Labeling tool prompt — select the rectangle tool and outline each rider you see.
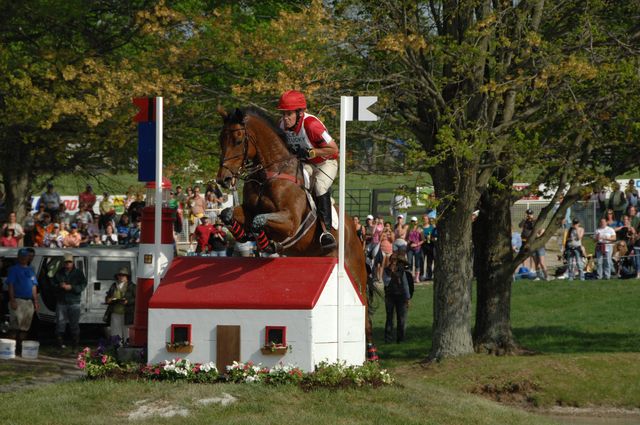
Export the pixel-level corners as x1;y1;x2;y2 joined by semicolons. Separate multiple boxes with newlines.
277;90;339;249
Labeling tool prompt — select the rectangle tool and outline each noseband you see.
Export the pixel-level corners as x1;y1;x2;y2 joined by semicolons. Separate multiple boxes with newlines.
220;122;263;179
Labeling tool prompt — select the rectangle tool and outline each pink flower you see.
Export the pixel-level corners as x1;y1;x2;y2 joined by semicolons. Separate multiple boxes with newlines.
78;360;86;369
101;355;108;365
154;368;161;375
82;347;90;354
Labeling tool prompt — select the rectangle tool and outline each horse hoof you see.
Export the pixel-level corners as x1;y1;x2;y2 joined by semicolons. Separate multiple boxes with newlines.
220;208;234;225
319;232;337;250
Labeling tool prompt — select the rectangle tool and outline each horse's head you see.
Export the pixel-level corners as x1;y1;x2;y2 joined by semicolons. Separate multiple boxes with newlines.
216;107;256;189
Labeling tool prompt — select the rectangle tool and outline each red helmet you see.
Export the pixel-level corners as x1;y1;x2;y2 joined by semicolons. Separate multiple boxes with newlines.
277;90;307;111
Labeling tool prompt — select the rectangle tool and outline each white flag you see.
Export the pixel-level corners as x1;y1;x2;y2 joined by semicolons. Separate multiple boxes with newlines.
343;96;378;121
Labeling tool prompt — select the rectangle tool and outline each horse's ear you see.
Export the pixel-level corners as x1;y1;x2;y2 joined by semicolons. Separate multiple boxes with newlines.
233;108;245;123
217;105;228;120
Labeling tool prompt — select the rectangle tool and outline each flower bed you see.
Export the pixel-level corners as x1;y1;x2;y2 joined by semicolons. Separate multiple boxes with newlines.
76;343;393;389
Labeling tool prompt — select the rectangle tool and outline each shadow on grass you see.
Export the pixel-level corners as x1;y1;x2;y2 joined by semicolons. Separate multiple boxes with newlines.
513;326;640;353
372;324;433;362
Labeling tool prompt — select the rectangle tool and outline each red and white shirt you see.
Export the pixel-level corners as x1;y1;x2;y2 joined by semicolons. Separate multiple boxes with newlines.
280;113;338;164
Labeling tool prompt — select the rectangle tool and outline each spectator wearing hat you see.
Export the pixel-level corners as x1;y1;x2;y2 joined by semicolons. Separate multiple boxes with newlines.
208;222;228;257
191;216;214;254
52;253;87;348
63;223;82;248
41;182;62;221
79;184;97;211
44;222;64;248
99;192;116;232
104;267;136;342
6;248;39;354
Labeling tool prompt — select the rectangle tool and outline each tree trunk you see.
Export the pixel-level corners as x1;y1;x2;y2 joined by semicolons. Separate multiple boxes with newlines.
1;142;34;223
428;170;478;360
472;176;518;354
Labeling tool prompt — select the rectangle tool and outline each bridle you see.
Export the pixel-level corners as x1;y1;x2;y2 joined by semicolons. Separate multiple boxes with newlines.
219;117;300;184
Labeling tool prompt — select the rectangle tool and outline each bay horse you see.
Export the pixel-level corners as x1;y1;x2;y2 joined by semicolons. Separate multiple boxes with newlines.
215;107;377;360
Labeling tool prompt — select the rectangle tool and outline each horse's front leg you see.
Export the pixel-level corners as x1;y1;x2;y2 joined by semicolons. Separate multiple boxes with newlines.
250;211;297;254
220;205;249;242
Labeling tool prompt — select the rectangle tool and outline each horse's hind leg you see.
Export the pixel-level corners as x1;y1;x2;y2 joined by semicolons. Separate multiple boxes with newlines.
220;206;248;242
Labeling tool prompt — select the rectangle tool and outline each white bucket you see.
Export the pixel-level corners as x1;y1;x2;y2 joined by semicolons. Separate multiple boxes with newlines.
21;340;39;359
0;338;16;359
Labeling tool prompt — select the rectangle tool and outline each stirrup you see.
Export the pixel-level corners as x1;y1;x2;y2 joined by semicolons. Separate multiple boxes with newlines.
319;231;337;249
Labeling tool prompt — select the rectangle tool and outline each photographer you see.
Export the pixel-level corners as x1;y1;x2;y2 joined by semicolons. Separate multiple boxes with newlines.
382;253;411;344
208;221;228;257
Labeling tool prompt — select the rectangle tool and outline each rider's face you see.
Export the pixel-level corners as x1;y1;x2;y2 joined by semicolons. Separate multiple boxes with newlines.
281;110;298;129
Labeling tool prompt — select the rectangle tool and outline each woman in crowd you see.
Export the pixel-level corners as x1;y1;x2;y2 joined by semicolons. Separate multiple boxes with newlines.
377;223;394;282
116;214;130;245
406;217;424;283
101;224;118;246
2;212;24;246
0;227;18;247
353;216;365;250
604;209;621;228
421;215;437;281
104;267;136;343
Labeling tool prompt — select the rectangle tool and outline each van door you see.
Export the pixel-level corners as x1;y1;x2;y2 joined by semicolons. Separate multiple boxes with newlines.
35;255;64;323
86;257;135;324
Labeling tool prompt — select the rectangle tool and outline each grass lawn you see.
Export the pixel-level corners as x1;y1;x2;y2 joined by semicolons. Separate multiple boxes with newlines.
1;280;639;424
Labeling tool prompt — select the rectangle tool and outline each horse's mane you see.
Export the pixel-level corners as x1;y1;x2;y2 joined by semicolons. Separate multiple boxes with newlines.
225;106;288;145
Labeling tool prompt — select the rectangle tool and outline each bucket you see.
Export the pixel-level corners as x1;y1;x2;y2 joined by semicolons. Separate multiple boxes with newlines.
0;338;16;359
21;340;39;359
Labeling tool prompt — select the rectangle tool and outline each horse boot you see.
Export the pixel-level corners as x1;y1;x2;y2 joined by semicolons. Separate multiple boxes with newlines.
221;208;248;242
316;192;337;250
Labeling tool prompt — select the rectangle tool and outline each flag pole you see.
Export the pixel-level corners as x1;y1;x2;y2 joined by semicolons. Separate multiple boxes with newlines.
153;96;163;291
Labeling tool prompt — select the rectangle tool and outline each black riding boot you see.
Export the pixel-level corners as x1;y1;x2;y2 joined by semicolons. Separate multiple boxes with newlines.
316;192;337;249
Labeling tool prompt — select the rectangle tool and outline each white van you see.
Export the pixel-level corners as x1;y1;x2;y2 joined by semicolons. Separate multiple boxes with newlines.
0;246;138;325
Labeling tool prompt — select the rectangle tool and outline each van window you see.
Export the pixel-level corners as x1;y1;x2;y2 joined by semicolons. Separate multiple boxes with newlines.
97;261;131;281
38;256;65;312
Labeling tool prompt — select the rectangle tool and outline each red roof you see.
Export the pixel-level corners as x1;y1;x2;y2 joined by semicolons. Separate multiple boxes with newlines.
149;256;356;310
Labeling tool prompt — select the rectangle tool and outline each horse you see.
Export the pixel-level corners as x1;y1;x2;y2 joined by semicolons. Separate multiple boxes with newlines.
215;107;377;360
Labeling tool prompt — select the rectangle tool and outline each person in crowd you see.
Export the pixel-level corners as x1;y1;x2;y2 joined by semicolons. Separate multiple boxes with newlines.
595;188;608;218
44;222;64;248
87;213;101;239
74;204;93;226
393;214;409;253
126;220;141;246
52;253;87;349
353;216;365;250
390;184;412;219
104;267;136;343
0;227;18;247
604;208;621;228
608;182;627;222
363;215;374;252
116;214;130;245
89;234;102;245
519;208;536;269
612;241;629;278
6;248;39;355
22;217;35;247
627;205;640;230
127;191;146;224
191;216;214;254
63;223;82;248
101;224;118;246
33;213;54;247
421;214;437;281
57;201;72;225
174;186;186;234
78;184;97;211
124;186;136;211
77;222;90;247
40;182;62;221
34;204;47;222
208;221;228;257
625;179;638;209
3;212;24;246
564;218;585;281
532;228;548;280
189;185;206;225
99;192;116;231
368;216;384;260
377;223;394;282
383;253;411;344
277;89;339;249
59;221;70;239
406;217;424;283
594;217;616;280
614;214;635;242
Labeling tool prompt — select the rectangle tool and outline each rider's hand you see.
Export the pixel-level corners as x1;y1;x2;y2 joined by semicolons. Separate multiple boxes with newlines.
296;148;310;159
